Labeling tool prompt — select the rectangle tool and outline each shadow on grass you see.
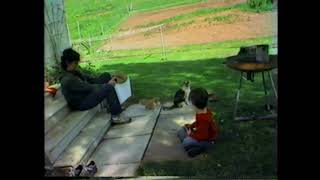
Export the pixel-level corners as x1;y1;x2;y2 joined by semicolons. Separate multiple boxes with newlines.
96;57;277;119
96;57;275;101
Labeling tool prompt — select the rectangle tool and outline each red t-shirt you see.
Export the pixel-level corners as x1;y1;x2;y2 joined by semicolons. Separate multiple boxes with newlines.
188;109;219;141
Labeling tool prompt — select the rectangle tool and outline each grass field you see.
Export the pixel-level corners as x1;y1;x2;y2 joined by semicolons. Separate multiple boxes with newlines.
80;36;276;104
80;36;276;103
81;36;274;66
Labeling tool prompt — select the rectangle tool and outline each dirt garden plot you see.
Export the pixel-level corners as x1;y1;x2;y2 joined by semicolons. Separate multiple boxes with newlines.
100;9;277;51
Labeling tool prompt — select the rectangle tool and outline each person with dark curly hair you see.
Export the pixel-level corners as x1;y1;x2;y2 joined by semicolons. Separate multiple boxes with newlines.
60;48;131;124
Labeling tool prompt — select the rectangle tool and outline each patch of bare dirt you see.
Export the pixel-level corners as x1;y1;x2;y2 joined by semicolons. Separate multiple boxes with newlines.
120;0;247;31
100;10;277;51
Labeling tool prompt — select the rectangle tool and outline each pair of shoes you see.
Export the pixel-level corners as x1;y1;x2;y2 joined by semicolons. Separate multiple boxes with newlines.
85;161;98;175
72;161;98;177
73;165;83;177
187;146;204;158
111;113;132;124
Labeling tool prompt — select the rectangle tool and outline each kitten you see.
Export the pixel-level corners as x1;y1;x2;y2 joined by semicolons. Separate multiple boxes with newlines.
163;81;191;110
140;97;161;110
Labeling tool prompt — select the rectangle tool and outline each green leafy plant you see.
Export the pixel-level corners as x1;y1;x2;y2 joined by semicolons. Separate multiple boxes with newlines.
45;64;63;85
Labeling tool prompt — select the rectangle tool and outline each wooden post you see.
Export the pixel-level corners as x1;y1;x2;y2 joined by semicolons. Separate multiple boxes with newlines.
66;22;72;46
89;34;92;54
77;21;81;40
109;35;113;51
127;0;130;13
160;25;166;60
100;24;104;36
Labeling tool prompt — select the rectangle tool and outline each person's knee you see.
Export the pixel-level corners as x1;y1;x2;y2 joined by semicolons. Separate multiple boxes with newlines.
182;138;188;146
182;137;196;147
101;84;118;99
102;84;115;92
177;127;186;141
91;84;115;98
183;137;201;152
101;72;112;79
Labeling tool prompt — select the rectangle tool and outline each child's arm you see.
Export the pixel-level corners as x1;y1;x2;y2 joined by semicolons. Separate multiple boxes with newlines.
208;120;219;141
186;128;192;135
184;121;196;129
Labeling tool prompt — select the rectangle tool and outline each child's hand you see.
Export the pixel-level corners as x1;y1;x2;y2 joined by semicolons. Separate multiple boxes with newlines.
186;128;192;135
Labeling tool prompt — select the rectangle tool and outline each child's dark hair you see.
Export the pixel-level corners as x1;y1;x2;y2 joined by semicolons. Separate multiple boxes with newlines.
61;48;80;70
189;87;209;109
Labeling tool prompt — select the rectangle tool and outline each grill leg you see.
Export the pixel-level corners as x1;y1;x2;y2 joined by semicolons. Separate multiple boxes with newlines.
233;72;243;120
268;70;278;99
262;71;272;111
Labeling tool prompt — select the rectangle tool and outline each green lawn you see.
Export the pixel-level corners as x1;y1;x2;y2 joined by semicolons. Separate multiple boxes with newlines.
80;36;277;177
80;36;275;67
80;37;276;104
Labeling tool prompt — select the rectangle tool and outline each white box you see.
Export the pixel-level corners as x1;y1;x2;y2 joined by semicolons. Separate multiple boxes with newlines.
114;76;132;104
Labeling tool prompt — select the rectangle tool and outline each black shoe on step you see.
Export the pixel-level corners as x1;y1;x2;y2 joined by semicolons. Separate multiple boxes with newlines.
85;161;98;175
73;165;83;176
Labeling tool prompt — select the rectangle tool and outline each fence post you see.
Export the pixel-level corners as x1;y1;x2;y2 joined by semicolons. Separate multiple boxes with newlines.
100;24;104;36
160;25;167;60
89;34;92;54
77;21;81;40
66;22;72;46
109;35;113;51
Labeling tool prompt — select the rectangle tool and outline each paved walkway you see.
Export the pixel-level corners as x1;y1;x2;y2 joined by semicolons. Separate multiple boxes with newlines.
89;104;161;177
143;102;203;163
90;102;199;176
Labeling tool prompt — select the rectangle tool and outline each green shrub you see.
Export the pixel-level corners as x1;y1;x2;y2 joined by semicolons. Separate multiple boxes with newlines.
45;64;62;85
247;0;272;11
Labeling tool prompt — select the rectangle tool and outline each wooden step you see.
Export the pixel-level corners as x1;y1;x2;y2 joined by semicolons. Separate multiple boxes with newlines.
45;93;70;134
45;106;99;163
54;111;112;167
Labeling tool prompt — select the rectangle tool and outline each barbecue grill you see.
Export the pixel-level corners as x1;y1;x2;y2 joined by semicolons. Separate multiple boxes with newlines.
224;44;277;121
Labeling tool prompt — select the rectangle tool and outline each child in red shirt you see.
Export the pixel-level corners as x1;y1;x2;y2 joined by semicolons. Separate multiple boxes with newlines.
177;88;219;157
